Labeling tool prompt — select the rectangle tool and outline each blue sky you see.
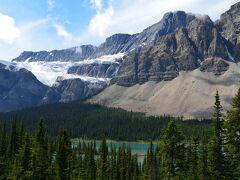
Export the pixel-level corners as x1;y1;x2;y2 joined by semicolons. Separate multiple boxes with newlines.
0;0;239;60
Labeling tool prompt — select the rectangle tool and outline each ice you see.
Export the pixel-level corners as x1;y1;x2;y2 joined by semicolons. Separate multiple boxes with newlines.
14;53;123;86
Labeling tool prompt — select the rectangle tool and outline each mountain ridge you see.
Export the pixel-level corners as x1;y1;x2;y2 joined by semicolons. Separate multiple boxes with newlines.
1;2;240;116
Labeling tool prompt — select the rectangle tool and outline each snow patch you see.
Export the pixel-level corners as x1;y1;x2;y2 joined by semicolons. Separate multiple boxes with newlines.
25;57;31;62
75;47;82;54
225;45;235;62
14;53;123;86
0;60;12;66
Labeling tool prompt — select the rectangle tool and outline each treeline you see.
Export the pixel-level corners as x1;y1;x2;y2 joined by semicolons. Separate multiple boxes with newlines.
0;101;212;141
0;90;240;179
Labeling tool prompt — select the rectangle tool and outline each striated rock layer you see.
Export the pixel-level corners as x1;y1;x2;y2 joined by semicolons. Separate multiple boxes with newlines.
90;62;240;118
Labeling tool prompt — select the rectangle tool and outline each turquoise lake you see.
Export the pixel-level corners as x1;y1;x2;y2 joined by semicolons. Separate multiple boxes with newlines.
72;140;157;163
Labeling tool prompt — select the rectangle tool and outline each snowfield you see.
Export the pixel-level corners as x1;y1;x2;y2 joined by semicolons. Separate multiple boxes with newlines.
7;53;124;86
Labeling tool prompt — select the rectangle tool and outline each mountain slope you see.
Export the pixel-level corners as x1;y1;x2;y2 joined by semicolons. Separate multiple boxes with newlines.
90;62;240;118
0;64;49;111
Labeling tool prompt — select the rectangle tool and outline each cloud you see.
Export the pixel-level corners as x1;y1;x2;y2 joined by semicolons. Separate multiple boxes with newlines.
47;0;55;11
0;15;53;60
91;0;102;10
0;13;20;44
53;23;73;42
53;23;84;46
88;1;114;37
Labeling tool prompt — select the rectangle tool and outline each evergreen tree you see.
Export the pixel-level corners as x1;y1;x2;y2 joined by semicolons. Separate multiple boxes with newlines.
209;91;227;179
8;119;20;157
185;136;199;180
0;122;7;158
225;88;240;179
33;119;49;180
97;137;108;180
199;133;209;180
159;120;185;179
56;129;71;180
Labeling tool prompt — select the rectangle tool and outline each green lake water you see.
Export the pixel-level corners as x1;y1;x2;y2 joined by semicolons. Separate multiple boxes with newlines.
72;140;157;163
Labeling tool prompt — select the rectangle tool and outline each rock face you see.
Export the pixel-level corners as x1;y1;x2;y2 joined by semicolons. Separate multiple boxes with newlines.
112;15;231;86
12;45;96;62
93;34;132;57
67;62;119;78
200;58;229;75
121;11;196;51
0;65;49;112
43;78;108;103
218;2;240;61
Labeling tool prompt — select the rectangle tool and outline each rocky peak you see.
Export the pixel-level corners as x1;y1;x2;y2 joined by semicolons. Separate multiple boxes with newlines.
122;11;196;52
13;45;96;62
93;34;132;57
157;11;196;36
218;2;240;61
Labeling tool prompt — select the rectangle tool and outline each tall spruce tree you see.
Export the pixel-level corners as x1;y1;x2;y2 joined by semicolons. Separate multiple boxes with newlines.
225;88;240;179
209;91;227;179
33;119;49;180
97;137;108;180
199;133;209;180
56;129;71;180
159;120;185;179
8;119;20;158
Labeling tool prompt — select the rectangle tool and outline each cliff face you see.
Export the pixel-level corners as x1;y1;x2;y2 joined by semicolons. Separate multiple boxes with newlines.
0;64;49;111
112;15;231;86
218;2;240;61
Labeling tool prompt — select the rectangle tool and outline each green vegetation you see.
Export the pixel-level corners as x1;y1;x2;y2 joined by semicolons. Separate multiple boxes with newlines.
0;101;212;141
0;90;239;179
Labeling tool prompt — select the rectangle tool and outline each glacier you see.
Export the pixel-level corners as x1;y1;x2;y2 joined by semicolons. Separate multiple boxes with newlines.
8;53;124;86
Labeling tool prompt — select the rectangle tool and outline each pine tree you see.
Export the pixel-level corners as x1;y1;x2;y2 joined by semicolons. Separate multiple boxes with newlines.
0;122;7;158
209;91;227;179
0;123;7;180
33;119;49;180
97;137;108;180
186;136;199;180
8;119;20;158
56;129;71;180
199;133;209;180
225;88;240;179
159;120;185;179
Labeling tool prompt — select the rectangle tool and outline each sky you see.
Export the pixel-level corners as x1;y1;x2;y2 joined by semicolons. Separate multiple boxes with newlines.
0;0;239;60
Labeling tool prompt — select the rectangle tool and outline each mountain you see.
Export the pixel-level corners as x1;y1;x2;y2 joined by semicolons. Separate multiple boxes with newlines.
1;2;240;116
111;14;231;86
13;11;195;63
0;62;108;112
12;45;96;62
89;2;240;118
0;63;49;111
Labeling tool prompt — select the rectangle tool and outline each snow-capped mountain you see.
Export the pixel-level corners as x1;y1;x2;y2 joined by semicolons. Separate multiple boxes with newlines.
1;2;240;117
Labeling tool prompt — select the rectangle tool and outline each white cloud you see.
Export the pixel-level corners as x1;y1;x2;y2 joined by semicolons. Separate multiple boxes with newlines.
54;24;73;41
91;0;102;10
53;23;84;46
48;0;55;11
0;13;20;44
88;1;114;37
0;16;54;60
